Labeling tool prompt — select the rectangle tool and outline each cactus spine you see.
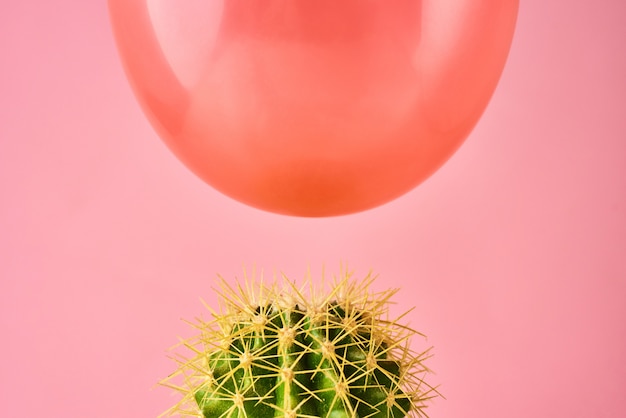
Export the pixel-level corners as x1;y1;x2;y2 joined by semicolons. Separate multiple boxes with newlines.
161;271;436;417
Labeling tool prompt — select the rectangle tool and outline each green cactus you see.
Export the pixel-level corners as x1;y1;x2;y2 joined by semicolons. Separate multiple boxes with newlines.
161;271;437;417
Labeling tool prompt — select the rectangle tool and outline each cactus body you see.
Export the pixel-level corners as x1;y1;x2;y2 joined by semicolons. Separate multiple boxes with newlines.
162;272;436;417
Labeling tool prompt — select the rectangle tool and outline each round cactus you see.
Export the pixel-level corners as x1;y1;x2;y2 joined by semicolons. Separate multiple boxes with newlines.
161;271;437;417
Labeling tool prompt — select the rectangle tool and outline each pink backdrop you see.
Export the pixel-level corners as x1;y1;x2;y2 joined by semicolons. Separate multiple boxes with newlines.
1;1;625;417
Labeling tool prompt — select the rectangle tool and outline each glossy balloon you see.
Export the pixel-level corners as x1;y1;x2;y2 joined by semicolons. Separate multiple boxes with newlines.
108;0;518;216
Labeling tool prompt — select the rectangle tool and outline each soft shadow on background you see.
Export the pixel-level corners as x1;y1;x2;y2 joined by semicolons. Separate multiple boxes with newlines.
1;1;625;417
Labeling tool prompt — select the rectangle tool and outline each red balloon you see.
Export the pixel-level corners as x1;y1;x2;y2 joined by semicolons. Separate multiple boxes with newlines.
108;0;518;216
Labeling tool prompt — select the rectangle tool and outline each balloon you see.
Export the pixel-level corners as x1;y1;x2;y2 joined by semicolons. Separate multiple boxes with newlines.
108;0;518;216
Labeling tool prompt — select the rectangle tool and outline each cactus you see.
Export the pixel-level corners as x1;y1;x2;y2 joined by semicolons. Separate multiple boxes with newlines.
161;271;437;417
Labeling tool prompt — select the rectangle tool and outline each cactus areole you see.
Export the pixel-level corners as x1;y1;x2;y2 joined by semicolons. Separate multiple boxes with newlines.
162;272;436;417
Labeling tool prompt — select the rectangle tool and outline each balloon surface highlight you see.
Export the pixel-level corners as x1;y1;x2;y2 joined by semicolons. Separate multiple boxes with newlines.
108;0;518;216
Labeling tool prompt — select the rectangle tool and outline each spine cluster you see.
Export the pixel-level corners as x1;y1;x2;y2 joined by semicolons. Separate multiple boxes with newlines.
161;271;436;417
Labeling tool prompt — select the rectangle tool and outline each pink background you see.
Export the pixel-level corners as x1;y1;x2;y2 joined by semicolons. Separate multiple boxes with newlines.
1;1;625;417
